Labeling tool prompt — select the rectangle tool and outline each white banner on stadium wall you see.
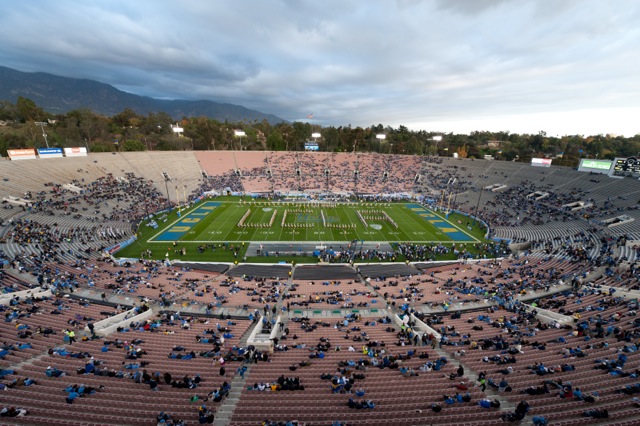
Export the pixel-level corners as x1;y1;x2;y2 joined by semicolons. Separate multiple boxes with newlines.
37;147;64;158
64;147;88;157
531;158;552;167
7;148;37;160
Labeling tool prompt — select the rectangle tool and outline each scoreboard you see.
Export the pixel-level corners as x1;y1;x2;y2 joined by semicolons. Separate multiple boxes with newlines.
613;157;640;175
304;142;319;151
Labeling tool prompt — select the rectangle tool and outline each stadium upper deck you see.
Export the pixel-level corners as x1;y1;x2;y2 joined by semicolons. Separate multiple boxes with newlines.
1;150;638;242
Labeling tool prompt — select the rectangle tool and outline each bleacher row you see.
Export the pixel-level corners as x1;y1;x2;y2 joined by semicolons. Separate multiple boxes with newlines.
0;249;638;425
0;294;252;425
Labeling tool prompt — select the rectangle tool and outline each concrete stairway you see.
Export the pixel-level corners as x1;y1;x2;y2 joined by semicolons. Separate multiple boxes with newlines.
212;320;259;426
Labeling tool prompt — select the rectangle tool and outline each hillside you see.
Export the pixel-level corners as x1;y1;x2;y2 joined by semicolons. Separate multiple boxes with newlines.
0;66;285;124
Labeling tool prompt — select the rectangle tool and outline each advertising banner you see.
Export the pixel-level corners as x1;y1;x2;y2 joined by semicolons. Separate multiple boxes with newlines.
63;147;88;157
578;159;612;174
304;142;319;151
531;158;552;167
581;159;612;170
104;236;137;255
7;148;37;160
37;147;64;158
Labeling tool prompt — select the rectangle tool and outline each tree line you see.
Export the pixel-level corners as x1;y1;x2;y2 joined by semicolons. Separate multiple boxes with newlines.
1;96;639;167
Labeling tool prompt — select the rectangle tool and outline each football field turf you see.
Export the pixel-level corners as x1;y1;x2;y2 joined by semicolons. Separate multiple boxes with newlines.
147;199;478;244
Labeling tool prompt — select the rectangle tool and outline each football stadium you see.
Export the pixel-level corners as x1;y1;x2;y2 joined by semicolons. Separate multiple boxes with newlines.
1;149;640;426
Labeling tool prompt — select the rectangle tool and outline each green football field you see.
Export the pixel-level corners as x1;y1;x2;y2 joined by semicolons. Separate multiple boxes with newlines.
146;199;478;244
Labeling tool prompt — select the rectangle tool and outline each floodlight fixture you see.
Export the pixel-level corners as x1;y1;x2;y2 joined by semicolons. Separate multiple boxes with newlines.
311;132;321;139
234;130;246;150
430;135;443;156
171;123;184;138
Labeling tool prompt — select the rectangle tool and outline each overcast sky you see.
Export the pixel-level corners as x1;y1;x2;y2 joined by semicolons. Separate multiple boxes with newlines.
1;0;638;136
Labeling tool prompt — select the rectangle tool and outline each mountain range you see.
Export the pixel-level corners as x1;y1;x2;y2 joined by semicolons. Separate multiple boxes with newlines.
0;66;285;124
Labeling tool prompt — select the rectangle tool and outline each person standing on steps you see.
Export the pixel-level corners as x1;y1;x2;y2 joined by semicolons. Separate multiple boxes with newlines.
65;330;76;345
237;365;247;379
478;371;486;392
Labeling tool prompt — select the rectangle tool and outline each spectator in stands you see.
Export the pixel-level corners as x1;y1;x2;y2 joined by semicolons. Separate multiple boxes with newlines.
583;408;608;419
198;405;214;424
65;388;80;404
502;400;529;422
0;407;28;417
532;416;548;425
522;384;549;395
478;398;500;409
45;366;65;377
559;383;573;398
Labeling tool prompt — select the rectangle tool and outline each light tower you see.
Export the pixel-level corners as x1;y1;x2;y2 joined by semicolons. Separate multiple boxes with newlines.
234;130;246;151
376;134;386;153
431;135;443;155
34;122;50;148
162;172;172;209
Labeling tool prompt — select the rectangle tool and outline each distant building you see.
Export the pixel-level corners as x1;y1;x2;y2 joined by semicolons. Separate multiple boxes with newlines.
483;140;502;148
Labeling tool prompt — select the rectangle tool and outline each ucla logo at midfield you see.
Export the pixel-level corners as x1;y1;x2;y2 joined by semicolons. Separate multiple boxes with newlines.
296;213;338;223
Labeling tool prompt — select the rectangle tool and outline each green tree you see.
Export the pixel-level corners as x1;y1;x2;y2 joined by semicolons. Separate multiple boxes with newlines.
0;101;18;121
266;130;284;151
122;139;146;151
185;117;217;150
322;127;341;152
111;108;141;130
16;97;45;122
140;112;173;137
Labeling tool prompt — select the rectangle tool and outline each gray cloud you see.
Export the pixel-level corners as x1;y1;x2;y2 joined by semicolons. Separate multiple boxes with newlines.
434;0;514;15
0;0;638;135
